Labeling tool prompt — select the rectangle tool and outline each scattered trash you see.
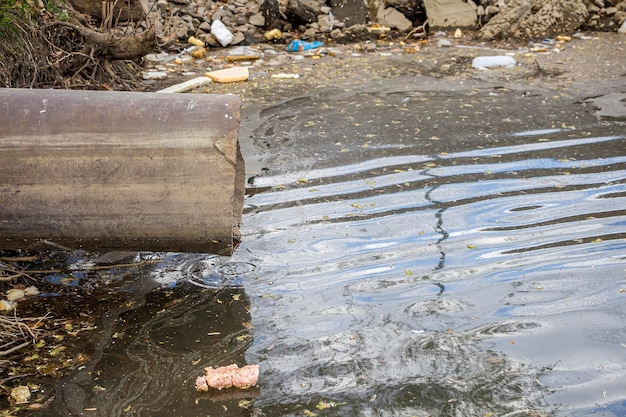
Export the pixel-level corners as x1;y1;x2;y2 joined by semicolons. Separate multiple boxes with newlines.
367;24;391;34
454;28;463;38
188;36;205;47
156;76;213;93
271;73;301;79
10;386;31;403
195;364;259;391
472;55;516;69
191;47;206;59
0;299;16;312
264;29;282;41
6;288;25;301
142;71;168;80
226;46;261;62
287;40;324;52
205;66;249;83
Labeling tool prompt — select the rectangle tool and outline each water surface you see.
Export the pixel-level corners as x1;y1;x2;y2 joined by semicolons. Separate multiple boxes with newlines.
42;77;626;417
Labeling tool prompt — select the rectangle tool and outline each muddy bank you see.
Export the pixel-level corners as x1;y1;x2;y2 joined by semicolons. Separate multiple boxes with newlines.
153;31;625;100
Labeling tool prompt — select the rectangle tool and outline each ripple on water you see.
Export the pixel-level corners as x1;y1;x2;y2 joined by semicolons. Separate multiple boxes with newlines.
239;123;626;415
47;88;626;417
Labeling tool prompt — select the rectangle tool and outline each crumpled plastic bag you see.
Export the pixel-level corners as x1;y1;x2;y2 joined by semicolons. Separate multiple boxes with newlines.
195;364;259;391
286;40;324;52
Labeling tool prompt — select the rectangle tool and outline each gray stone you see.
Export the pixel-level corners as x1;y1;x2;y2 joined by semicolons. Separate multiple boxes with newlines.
485;5;500;15
171;15;195;38
249;12;266;26
422;0;478;29
231;31;246;45
318;14;334;32
479;0;589;40
156;0;168;13
287;0;325;22
328;0;370;28
198;21;212;32
377;6;412;32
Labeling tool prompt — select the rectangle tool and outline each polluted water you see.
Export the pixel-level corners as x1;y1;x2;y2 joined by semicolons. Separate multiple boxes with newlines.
36;75;626;417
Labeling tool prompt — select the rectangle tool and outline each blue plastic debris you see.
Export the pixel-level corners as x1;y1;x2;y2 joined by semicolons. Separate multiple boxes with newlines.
286;40;324;52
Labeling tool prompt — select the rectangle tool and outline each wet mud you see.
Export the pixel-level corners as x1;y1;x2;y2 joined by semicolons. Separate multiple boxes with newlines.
12;33;626;417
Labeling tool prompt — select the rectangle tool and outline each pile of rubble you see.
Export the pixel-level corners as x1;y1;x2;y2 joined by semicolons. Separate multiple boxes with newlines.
139;0;626;49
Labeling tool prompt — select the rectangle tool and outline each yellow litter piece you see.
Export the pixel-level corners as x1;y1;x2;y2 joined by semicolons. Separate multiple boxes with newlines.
205;66;249;83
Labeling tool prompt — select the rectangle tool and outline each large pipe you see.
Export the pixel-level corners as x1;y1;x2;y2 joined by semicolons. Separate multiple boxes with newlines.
0;88;244;255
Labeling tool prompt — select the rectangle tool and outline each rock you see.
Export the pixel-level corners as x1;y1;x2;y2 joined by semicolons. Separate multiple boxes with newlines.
197;21;212;33
231;31;246;45
318;14;334;32
329;0;370;28
422;0;478;29
479;0;589;40
211;20;234;46
198;33;221;47
484;5;500;15
620;18;626;32
259;0;281;29
249;12;266;26
377;6;413;32
614;10;626;25
287;0;325;23
171;15;196;39
437;38;453;47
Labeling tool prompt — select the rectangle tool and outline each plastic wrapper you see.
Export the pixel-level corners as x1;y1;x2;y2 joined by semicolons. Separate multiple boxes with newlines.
195;364;259;391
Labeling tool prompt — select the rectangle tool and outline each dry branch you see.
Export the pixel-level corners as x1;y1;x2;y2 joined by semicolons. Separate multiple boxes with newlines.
0;315;47;357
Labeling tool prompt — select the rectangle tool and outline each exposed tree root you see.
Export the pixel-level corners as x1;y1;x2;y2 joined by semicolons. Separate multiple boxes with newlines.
0;2;160;90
